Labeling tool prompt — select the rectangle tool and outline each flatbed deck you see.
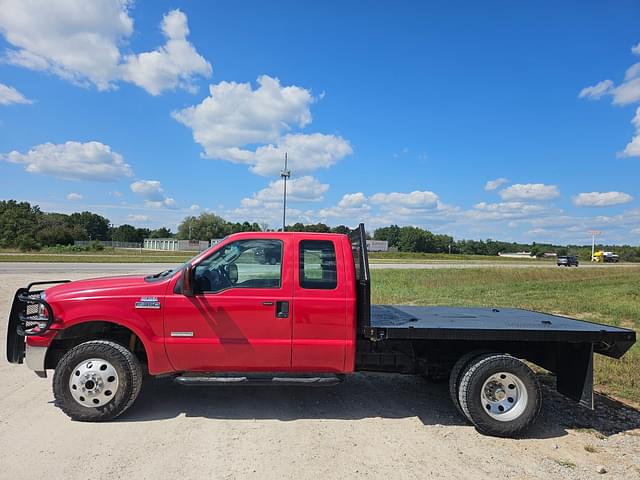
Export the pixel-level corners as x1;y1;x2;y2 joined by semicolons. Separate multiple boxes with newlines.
370;305;636;358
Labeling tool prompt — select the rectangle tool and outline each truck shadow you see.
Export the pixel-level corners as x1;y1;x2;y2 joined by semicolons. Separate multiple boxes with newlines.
118;372;640;440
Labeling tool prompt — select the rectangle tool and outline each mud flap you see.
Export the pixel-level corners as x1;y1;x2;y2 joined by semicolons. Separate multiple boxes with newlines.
556;342;593;409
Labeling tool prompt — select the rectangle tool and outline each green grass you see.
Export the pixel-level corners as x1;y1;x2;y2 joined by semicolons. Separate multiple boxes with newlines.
368;251;547;262
371;267;640;403
0;248;192;263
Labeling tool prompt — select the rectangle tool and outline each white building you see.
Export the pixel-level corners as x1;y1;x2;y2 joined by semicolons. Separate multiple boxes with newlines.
366;240;389;252
143;238;209;252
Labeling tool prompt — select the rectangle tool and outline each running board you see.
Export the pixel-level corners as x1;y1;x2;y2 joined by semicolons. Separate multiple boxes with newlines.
174;374;344;387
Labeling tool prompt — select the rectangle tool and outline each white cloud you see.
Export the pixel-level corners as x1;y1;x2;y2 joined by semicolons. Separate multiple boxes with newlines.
173;75;313;153
572;191;633;207
370;190;439;208
189;204;200;211
130;180;176;208
0;0;132;90
0;2;209;95
0;83;32;105
66;192;82;201
317;192;371;219
241;176;328;208
612;77;640;106
173;75;352;176
120;10;211;95
2;141;133;181
127;214;150;222
250;133;352;176
484;177;508;191
579;80;613;100
338;192;367;209
580;43;640;158
499;183;560;201
130;180;164;200
620;107;640;158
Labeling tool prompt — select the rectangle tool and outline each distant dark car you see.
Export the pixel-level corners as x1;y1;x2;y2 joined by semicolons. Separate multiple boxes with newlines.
557;255;579;267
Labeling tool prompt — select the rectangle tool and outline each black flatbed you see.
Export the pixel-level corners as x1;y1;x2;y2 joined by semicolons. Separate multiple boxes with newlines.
370;305;636;358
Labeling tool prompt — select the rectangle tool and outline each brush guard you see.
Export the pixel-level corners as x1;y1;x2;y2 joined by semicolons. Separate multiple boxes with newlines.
6;280;70;363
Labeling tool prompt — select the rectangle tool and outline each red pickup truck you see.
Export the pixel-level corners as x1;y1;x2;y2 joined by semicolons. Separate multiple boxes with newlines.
6;225;636;437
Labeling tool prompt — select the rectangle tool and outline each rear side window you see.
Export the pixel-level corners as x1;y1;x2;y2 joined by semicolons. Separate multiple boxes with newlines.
299;240;337;289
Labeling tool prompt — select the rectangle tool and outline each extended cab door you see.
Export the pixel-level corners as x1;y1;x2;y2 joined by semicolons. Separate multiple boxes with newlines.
164;236;293;371
292;234;350;372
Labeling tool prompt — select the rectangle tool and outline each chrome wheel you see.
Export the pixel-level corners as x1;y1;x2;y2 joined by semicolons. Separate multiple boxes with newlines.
480;371;528;422
68;358;119;408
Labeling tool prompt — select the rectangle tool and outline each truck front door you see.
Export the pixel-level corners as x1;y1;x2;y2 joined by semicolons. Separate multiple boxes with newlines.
164;238;293;371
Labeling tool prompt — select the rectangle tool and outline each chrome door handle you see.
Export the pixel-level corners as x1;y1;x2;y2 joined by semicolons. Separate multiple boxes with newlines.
262;301;274;306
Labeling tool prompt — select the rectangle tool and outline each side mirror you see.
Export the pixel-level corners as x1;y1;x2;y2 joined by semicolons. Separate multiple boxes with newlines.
181;264;194;296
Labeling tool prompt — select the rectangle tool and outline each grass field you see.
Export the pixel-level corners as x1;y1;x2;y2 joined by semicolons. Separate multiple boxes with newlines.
0;249;193;263
0;248;558;264
368;251;547;262
371;267;640;403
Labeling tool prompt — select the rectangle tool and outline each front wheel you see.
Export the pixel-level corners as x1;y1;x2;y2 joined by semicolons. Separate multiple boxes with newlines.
457;354;541;437
53;340;143;421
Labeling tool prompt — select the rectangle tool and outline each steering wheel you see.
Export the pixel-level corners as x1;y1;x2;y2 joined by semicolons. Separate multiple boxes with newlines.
219;263;238;286
226;263;238;284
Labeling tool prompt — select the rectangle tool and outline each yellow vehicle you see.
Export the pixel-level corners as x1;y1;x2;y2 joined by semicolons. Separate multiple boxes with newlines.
592;250;620;262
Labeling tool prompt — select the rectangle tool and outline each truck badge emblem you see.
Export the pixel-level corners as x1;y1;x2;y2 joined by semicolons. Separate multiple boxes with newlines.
135;297;161;309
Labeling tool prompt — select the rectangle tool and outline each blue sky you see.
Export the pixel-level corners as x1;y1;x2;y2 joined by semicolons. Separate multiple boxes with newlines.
1;0;640;244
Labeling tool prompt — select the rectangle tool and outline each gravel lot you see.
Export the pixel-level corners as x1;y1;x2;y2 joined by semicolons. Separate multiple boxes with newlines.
1;270;639;479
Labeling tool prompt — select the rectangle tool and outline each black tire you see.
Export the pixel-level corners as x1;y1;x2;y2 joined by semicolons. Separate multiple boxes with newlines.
448;350;494;419
53;340;143;422
457;354;541;437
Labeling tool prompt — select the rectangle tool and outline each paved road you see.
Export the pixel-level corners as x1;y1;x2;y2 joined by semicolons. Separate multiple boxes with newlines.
0;261;637;275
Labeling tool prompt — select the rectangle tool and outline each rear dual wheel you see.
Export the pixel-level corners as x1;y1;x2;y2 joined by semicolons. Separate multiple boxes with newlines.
450;353;541;437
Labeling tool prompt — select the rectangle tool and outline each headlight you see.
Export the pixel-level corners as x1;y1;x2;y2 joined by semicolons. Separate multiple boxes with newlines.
37;292;48;329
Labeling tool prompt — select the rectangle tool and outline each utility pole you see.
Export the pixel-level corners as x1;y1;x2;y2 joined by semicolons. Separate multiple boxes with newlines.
588;230;602;261
281;152;291;232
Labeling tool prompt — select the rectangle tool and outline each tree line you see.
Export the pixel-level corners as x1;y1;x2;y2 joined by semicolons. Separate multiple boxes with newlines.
372;224;640;261
1;200;638;260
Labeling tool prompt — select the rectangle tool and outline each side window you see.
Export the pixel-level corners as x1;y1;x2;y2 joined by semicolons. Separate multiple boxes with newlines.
194;239;282;293
299;240;337;290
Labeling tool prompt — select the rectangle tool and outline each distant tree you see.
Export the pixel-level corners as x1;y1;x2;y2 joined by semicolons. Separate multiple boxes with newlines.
331;225;351;234
112;224;138;242
149;227;173;238
397;226;427;252
0;200;42;248
37;226;75;246
69;211;110;240
177;213;229;240
374;225;401;248
286;222;331;233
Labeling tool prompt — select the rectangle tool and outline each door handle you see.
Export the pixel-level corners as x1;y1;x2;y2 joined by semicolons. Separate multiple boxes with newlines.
276;301;289;319
262;301;274;306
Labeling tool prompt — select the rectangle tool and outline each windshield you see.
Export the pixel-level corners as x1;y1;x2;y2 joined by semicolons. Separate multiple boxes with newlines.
146;239;228;280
